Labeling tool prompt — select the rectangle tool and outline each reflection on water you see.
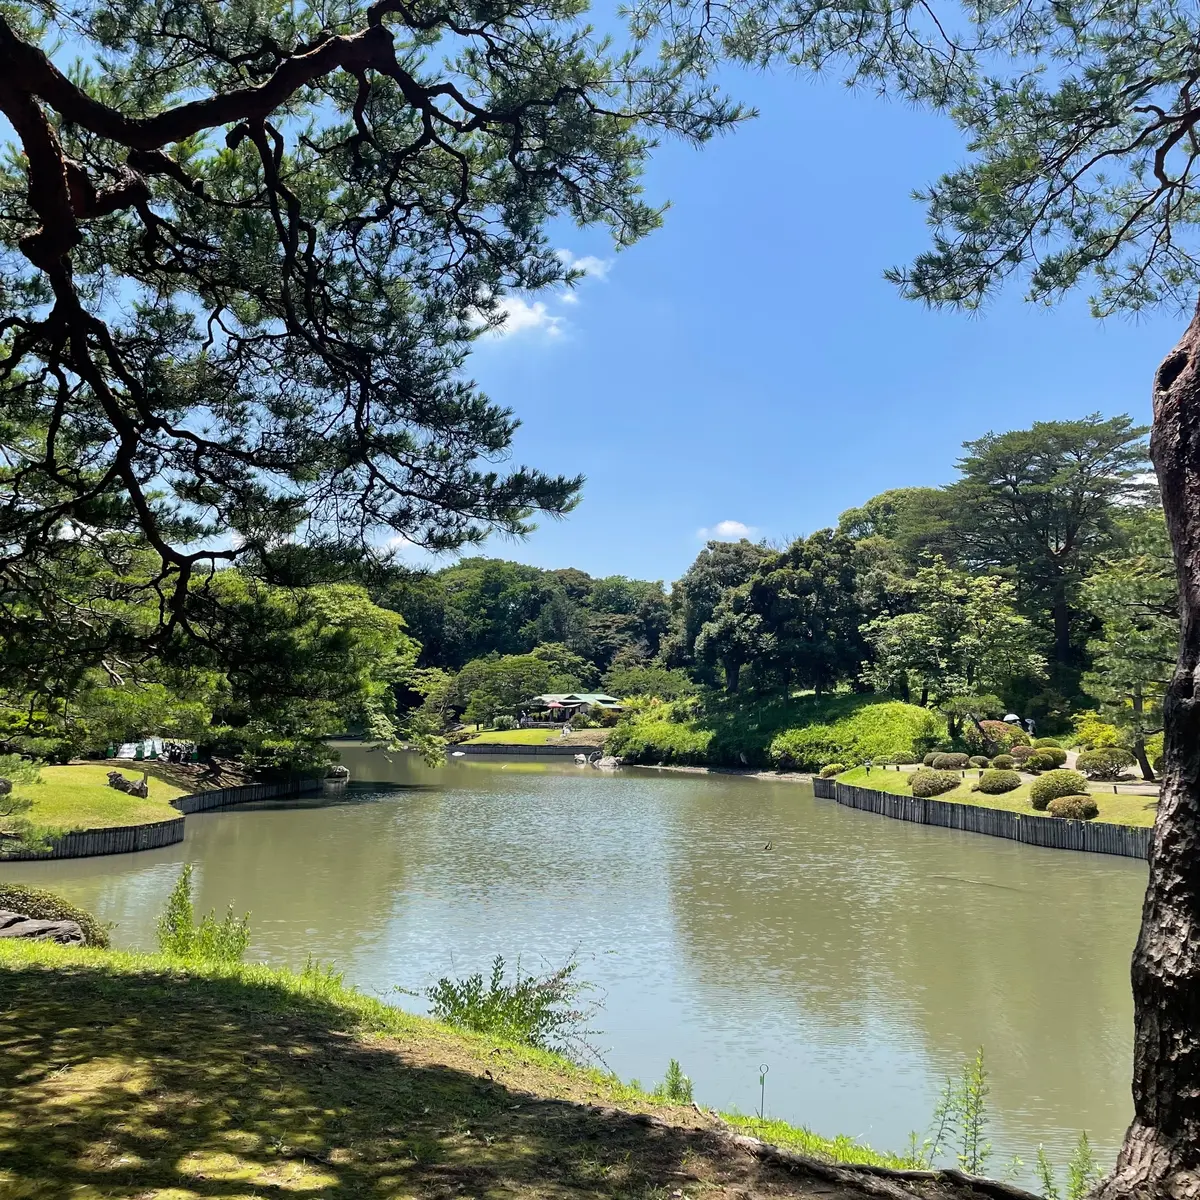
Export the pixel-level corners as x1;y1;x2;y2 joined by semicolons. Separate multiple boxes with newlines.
1;746;1145;1175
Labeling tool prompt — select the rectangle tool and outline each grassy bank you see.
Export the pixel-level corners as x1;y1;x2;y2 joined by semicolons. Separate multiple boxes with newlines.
4;764;186;836
461;727;609;748
837;767;1158;828
0;942;922;1198
609;694;943;771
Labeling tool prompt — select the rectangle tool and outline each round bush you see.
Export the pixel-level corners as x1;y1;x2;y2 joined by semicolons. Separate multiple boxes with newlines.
1047;794;1100;820
492;715;518;731
1077;747;1136;781
972;769;1022;795
910;768;962;798
932;752;970;770
1026;748;1067;771
922;752;941;767
991;754;1015;770
819;763;846;779
1033;738;1063;750
0;884;109;948
1029;769;1090;811
888;753;917;765
1011;744;1035;763
969;755;990;769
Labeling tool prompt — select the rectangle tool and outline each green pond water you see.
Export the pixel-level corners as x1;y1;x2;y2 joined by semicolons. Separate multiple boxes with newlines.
1;747;1147;1179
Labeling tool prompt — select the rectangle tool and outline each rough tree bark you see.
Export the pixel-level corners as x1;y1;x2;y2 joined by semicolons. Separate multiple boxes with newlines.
1099;307;1200;1200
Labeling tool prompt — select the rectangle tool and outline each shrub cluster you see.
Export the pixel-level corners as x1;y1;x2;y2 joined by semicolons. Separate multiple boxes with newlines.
990;754;1015;770
1077;747;1136;781
492;715;518;731
1029;769;1090;811
1032;738;1063;750
910;768;962;798
0;884;109;948
1047;794;1100;820
932;752;970;770
768;701;944;771
922;752;940;767
1011;745;1035;763
1026;748;1066;771
819;763;845;778
969;755;990;768
965;720;1031;754
972;769;1022;795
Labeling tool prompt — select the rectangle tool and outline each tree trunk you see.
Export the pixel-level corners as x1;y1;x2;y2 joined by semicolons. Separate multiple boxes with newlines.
1098;308;1200;1200
724;659;740;693
1052;582;1073;669
1131;687;1156;783
919;684;929;708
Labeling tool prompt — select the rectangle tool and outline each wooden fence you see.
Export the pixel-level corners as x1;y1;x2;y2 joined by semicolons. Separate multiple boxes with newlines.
811;776;836;799
833;782;1151;860
2;775;323;861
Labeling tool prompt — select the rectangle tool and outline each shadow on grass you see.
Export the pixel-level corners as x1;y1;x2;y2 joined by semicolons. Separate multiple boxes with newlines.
0;956;824;1200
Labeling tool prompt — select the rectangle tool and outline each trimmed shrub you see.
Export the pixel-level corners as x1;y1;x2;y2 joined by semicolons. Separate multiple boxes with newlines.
492;715;518;731
1070;711;1123;750
1026;748;1067;771
819;764;845;778
1033;738;1063;749
888;753;918;765
0;884;109;947
969;756;990;769
910;768;962;798
991;754;1016;770
922;752;940;767
1029;769;1090;811
1011;745;1035;763
972;769;1022;795
965;720;1031;754
1047;794;1100;820
607;719;713;766
1077;747;1136;781
932;752;970;770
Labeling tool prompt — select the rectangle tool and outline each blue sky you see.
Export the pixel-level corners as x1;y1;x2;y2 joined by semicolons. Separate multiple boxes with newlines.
422;65;1177;585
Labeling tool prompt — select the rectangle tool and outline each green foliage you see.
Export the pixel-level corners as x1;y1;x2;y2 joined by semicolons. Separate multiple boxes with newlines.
1026;748;1067;771
862;558;1044;730
1070;712;1124;750
651;1059;695;1104
492;716;519;732
424;955;600;1065
931;753;969;770
607;714;714;765
922;753;941;767
767;700;942;772
963;720;1031;754
925;1049;991;1175
602;664;697;701
1077;748;1136;781
1011;745;1035;763
909;769;962;798
0;884;109;948
1033;739;1064;750
1029;771;1091;812
990;754;1015;770
819;764;846;778
156;865;250;964
972;770;1022;796
1047;795;1100;821
969;756;990;768
456;643;592;726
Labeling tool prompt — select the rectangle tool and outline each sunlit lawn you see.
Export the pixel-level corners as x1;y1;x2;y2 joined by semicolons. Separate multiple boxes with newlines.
462;727;562;745
836;765;1158;827
5;763;187;834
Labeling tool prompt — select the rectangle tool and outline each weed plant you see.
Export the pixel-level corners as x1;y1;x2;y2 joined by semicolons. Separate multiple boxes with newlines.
156;864;250;963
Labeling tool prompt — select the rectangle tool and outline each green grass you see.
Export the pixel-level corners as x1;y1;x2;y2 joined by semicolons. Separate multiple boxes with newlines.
837;766;1158;827
6;763;186;835
463;727;610;747
0;941;921;1198
609;693;945;771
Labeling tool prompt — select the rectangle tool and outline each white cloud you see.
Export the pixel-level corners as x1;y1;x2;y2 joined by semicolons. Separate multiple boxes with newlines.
556;248;613;280
470;293;564;341
697;520;758;541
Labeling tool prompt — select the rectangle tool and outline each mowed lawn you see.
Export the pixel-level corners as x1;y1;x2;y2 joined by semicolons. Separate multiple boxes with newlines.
6;764;187;834
837;766;1158;827
462;727;609;747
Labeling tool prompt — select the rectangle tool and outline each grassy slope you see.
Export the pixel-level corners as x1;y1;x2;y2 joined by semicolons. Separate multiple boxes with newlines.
463;727;610;747
6;764;187;834
0;943;920;1199
609;694;944;770
837;766;1158;828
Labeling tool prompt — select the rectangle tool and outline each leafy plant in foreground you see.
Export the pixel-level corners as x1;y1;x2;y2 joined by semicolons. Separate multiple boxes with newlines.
424;954;603;1065
156;864;250;964
652;1058;695;1104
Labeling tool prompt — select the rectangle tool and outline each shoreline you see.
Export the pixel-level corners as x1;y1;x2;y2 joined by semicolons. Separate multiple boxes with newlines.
630;762;816;783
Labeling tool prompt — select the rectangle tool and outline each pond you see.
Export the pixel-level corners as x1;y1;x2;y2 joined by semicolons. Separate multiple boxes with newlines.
2;747;1146;1178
